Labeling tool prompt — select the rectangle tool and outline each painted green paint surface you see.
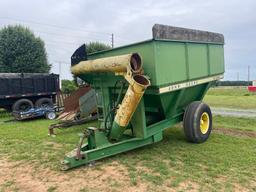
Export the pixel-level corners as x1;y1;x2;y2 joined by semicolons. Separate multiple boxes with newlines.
209;45;225;74
154;41;187;85
187;44;208;79
152;41;224;85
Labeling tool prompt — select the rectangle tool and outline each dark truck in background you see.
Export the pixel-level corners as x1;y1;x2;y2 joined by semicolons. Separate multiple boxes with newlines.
0;73;59;112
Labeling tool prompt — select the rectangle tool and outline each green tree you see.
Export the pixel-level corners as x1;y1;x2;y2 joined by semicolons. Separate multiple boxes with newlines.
0;25;51;73
61;79;78;94
86;41;111;54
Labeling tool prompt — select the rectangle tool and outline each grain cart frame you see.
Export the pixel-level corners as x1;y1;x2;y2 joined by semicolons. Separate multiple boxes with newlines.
61;24;224;170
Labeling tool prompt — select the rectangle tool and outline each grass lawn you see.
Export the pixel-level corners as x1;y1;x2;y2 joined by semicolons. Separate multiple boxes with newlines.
204;87;256;109
213;115;256;131
0;112;255;192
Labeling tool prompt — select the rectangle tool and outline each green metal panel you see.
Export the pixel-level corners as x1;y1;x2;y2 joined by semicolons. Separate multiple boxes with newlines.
209;45;225;74
130;99;147;138
156;82;210;118
154;41;187;86
85;39;224;88
187;43;208;79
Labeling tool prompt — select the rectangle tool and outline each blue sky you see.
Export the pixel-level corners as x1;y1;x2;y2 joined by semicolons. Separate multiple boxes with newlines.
0;0;255;80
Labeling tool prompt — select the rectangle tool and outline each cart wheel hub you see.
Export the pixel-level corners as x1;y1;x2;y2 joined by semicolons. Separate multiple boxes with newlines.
200;112;209;134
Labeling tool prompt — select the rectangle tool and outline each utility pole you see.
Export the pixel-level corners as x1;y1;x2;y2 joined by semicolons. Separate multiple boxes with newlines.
59;62;62;89
248;65;250;82
237;72;239;81
111;33;114;48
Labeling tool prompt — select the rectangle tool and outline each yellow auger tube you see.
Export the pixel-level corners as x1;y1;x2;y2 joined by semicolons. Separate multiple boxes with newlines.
70;53;150;141
71;53;142;75
110;74;150;140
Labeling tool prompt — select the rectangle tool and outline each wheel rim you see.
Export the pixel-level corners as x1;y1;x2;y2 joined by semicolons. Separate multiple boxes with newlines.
200;112;209;134
48;112;56;119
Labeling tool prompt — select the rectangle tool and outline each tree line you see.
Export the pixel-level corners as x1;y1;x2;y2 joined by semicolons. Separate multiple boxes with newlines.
215;81;252;86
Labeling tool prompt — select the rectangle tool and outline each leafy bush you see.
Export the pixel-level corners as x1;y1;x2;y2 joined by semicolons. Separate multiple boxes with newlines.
86;42;111;54
61;80;78;94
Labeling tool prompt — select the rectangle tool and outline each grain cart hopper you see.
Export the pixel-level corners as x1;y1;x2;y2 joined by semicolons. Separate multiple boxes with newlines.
61;24;224;170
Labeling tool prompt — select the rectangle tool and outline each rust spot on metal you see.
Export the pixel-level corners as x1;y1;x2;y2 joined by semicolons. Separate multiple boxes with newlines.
58;85;91;121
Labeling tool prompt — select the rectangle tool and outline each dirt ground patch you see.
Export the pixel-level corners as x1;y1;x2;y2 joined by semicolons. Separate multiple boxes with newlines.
0;158;206;192
0;159;147;192
213;127;256;138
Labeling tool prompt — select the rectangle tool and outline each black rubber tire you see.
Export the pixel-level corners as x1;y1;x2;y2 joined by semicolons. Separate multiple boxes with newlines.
12;99;34;112
183;101;212;143
35;98;54;108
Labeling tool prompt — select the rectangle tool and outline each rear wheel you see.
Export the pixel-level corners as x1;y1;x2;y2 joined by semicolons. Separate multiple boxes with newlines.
35;98;54;108
183;101;212;143
12;99;34;112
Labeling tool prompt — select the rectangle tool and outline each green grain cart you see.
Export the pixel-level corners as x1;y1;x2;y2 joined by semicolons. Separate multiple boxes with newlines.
61;24;224;170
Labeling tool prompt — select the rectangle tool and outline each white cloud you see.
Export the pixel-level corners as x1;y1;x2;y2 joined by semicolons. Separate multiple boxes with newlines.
0;0;255;80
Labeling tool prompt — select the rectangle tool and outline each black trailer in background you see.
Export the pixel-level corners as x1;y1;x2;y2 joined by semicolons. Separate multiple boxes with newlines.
0;73;59;112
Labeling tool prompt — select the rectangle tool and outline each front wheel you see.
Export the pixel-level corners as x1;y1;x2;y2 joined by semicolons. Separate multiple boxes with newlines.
183;101;212;143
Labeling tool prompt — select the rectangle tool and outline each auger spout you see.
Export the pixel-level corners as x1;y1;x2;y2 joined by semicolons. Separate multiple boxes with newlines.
110;74;150;140
71;53;150;140
71;53;142;75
